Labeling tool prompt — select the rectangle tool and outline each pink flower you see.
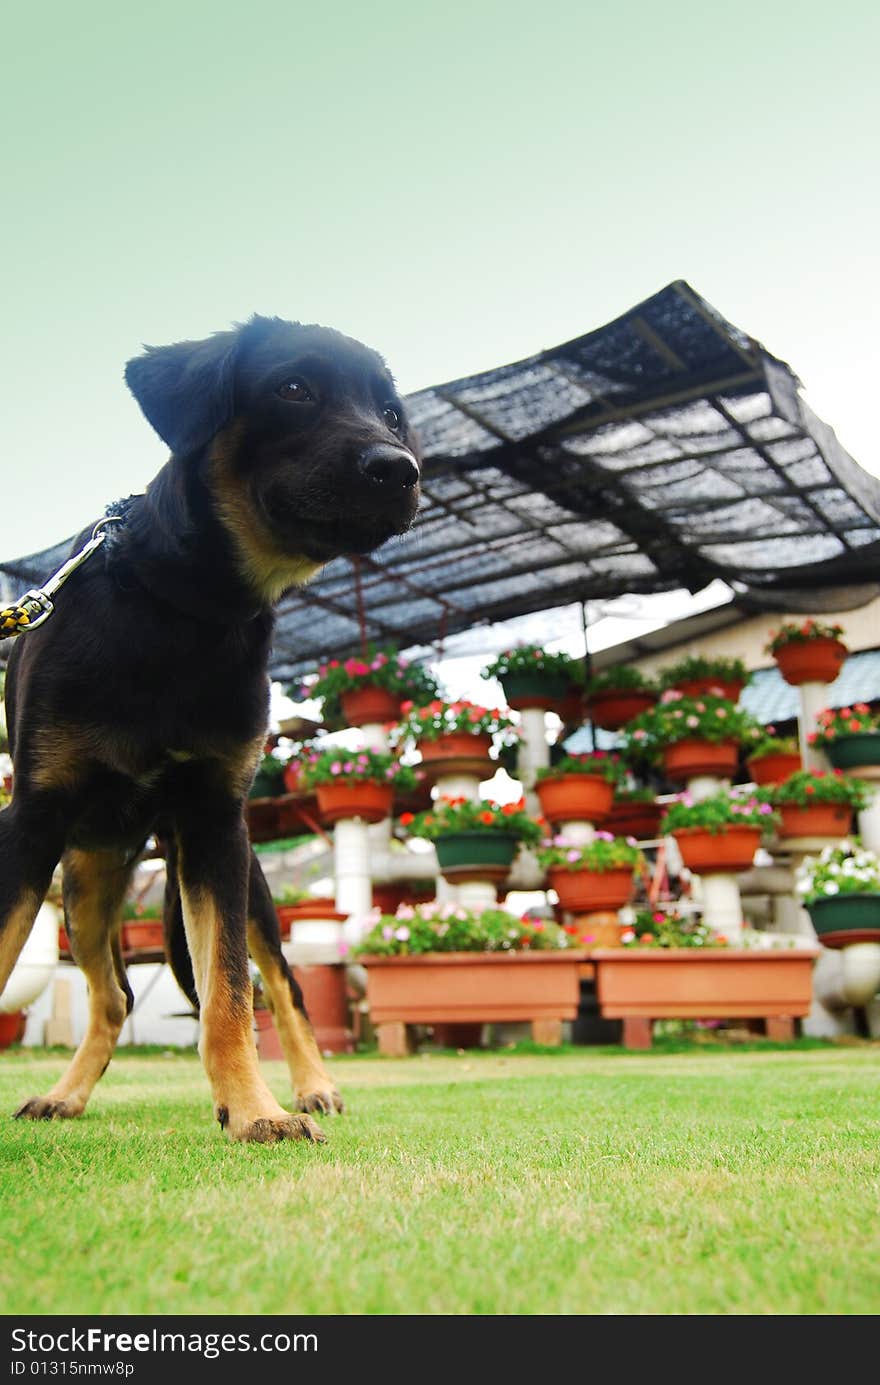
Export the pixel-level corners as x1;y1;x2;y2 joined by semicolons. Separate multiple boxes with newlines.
566;849;582;863
716;708;728;719
394;926;411;941
686;716;699;728
330;762;342;775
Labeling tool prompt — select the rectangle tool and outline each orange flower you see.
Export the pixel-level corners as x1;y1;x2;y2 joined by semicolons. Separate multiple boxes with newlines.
479;811;495;825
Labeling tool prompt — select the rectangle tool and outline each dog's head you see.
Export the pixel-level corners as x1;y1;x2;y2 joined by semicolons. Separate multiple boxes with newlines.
125;315;421;600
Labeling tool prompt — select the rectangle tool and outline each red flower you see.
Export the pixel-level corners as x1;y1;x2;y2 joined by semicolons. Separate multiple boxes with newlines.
399;812;415;826
479;811;495;825
850;719;861;731
805;784;815;794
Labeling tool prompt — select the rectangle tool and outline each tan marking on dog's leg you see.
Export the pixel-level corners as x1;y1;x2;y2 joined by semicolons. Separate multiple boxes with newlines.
247;922;344;1115
182;887;324;1143
0;891;43;996
15;850;131;1121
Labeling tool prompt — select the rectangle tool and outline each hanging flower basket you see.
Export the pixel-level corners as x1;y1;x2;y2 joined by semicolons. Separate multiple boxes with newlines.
805;894;880;949
557;685;586;727
662;739;740;781
340;685;402;726
588;689;658;730
746;750;803;786
282;761;302;794
773;637;848;686
824;733;880;773
672;825;763;873
535;774;614;825
315;780;394;826
416;732;495;780
606;797;663;841
434;831;519;882
0;1011;26;1050
675;676;745;701
777;802;854;838
548;866;636;912
499;671;571;711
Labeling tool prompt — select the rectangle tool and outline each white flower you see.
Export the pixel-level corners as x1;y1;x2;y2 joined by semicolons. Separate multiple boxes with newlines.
823;882;840;895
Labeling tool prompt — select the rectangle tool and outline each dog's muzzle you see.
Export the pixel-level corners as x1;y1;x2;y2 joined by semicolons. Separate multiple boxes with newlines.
358;443;420;491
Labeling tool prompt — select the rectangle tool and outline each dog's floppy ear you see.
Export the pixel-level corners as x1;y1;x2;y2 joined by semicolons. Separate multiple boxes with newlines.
125;329;238;457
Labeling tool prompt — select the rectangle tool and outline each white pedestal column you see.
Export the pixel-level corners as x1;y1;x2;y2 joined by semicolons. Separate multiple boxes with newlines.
855;769;880;852
360;721;391;753
687;775;724;802
456;881;499;912
333;817;373;920
798;682;831;771
434;772;482;802
559;820;596;846
697;873;744;942
517;707;551;816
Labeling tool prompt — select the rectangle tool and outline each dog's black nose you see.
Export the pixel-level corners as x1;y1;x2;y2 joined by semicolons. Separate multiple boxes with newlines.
359;443;420;490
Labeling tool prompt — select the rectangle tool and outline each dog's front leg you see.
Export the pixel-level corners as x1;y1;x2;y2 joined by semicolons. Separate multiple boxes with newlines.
175;803;324;1144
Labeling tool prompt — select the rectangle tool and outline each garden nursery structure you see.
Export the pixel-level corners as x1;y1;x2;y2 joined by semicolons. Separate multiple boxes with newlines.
2;280;880;1054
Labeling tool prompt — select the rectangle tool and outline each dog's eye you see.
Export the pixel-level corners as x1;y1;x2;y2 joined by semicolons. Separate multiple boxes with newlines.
383;404;402;432
277;379;314;403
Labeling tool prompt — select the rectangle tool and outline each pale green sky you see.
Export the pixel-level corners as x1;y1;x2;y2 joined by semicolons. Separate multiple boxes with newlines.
2;0;878;557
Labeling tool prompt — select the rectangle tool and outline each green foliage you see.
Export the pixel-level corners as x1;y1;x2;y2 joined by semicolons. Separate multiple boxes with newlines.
810;703;880;744
766;769;871;810
354;902;571;955
766;618;845;654
400;795;542;844
796;840;880;903
621;908;722;948
746;733;800;759
299;747;419;790
535;751;627;785
620;693;760;762
481;644;579;681
536;833;644;872
293;647;440;719
586;665;657;694
659;788;779;836
657;654;749;688
394;699;517;744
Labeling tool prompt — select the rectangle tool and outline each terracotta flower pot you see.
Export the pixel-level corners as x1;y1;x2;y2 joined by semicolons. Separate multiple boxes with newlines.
548;865;636;912
773;637;848;687
777;802;853;839
253;1006;285;1060
500;671;570;711
434;831;519;883
315;779;394;825
746;751;803;786
58;925;72;957
296;962;354;1053
606;800;662;841
588;689;657;731
672;825;762;873
556;685;586;727
282;761;301;794
275;898;346;941
417;733;495;782
674;677;745;701
662;739;740;781
806;893;880;949
535;773;614;825
361;951;588;1029
372;883;434;914
593;947;820;1022
340;685;402;726
122;920;165;951
824;733;880;773
0;1011;26;1049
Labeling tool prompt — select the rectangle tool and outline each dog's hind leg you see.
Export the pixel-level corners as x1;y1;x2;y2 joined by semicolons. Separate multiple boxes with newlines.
246;850;344;1116
175;795;324;1143
0;799;65;999
15;848;135;1121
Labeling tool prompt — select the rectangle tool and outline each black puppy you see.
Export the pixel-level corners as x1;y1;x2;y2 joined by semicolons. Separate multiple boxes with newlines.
2;315;421;1143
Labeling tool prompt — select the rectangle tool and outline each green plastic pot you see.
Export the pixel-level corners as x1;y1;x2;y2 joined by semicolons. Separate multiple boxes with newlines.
824;733;880;772
434;832;520;871
807;892;880;944
500;672;570;709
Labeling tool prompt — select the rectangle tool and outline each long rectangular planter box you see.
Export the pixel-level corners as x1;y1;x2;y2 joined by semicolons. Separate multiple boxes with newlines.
361;951;588;1025
593;947;820;1020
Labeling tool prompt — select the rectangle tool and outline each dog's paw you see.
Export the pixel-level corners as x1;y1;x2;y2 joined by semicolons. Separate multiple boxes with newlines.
295;1085;344;1116
13;1096;80;1121
219;1108;326;1143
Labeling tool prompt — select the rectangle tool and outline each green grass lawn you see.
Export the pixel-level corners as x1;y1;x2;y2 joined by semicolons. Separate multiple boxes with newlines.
1;1042;879;1316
